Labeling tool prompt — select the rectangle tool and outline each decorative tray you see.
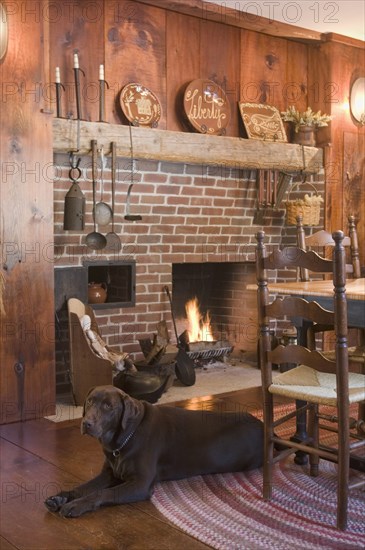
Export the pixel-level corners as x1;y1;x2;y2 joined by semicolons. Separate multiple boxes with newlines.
238;102;287;142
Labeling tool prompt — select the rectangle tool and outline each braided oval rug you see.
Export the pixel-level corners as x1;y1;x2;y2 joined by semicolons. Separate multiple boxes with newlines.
151;405;365;550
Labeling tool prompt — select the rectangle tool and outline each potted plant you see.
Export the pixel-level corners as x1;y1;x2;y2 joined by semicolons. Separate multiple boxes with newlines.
281;106;334;146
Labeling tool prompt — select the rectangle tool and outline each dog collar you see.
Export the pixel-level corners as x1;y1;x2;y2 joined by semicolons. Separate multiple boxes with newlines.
111;429;135;457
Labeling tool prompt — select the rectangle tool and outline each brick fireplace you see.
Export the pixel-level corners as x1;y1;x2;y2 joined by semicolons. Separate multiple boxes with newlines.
54;152;324;394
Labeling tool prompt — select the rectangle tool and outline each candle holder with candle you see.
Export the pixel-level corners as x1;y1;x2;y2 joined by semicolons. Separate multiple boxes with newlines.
98;64;109;123
54;66;65;118
73;52;85;120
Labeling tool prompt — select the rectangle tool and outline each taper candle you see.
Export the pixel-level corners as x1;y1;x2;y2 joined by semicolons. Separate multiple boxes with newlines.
73;53;79;69
99;64;104;81
55;67;60;83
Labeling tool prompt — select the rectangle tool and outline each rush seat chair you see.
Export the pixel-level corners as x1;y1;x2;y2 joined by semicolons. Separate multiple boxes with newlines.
255;230;365;530
296;214;365;367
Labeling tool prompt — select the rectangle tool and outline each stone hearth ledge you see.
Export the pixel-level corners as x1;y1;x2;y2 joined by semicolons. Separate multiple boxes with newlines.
52;118;323;174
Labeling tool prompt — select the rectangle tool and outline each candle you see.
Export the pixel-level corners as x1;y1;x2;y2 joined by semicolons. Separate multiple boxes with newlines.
99;64;104;81
55;67;60;83
73;53;79;69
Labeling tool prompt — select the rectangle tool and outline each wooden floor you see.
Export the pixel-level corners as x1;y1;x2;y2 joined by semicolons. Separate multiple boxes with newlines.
0;386;282;550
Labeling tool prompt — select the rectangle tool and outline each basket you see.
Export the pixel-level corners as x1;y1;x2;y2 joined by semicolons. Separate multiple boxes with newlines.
285;181;322;226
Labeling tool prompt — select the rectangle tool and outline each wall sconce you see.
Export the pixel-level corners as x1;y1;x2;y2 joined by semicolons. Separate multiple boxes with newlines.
0;3;8;61
350;77;365;126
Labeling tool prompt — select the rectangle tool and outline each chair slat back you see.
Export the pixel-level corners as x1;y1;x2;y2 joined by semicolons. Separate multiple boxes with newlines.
263;247;333;273
296;215;361;281
256;230;348;382
266;296;334;325
268;344;336;372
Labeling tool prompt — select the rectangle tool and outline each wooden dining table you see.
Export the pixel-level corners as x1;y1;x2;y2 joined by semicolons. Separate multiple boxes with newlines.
264;277;365;329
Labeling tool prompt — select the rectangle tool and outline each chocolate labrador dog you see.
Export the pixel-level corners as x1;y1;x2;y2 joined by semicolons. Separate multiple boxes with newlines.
45;385;264;517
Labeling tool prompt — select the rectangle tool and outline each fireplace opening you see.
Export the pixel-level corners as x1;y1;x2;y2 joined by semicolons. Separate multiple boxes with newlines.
172;262;257;356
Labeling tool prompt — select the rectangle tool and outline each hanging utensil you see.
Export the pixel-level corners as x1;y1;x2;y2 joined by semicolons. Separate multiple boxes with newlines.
164;285;196;387
106;141;122;252
63;153;85;230
124;124;142;221
85;139;107;250
94;145;113;226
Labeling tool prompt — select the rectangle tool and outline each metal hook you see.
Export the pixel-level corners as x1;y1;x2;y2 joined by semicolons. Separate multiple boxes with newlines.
69;152;81;170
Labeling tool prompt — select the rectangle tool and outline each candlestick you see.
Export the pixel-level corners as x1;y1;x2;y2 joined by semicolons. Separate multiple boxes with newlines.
54;67;64;118
73;53;84;120
98;72;109;123
99;64;104;81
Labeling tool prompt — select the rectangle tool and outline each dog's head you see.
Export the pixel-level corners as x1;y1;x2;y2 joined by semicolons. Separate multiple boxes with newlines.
81;386;144;442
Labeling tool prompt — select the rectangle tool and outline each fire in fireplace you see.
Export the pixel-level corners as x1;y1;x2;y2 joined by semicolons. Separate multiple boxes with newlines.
178;297;233;362
185;297;214;343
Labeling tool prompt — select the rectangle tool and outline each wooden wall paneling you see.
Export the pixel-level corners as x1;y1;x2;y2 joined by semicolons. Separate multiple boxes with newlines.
0;3;55;423
309;39;365;246
285;41;308;112
199;19;241;137
343;132;365;262
49;0;105;123
139;0;323;42
240;29;288;112
104;1;167;127
166;12;200;131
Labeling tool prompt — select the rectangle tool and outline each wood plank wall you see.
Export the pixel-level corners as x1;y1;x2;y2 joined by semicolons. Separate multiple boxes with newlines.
0;3;55;423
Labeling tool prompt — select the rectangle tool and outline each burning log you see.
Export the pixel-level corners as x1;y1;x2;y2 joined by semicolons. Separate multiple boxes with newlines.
179;299;234;360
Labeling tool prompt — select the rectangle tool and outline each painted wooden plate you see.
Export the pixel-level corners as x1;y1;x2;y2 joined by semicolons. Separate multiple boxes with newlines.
120;83;162;127
239;102;288;142
183;79;231;135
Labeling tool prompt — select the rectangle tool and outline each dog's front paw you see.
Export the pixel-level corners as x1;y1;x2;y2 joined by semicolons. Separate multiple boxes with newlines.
44;494;70;513
59;498;92;518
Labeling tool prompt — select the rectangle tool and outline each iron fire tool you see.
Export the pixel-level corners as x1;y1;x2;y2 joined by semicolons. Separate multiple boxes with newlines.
98;64;109;123
164;286;196;387
73;52;85;120
124;123;142;221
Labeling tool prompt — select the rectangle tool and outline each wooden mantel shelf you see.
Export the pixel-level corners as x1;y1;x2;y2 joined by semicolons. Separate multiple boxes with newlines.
52;118;323;173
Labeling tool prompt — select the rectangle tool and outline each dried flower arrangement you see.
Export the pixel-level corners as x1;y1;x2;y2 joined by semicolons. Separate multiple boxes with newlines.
292;193;324;206
281;106;334;132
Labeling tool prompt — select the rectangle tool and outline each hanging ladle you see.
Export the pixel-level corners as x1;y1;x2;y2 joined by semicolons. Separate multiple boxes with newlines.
85;139;107;250
94;145;113;226
105;141;122;252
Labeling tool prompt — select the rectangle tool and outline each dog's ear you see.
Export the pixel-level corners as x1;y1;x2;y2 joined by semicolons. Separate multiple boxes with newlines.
82;386;96;416
120;392;144;430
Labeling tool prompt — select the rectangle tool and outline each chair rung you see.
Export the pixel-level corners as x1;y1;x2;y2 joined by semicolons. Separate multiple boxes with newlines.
349;478;365;490
273;403;311;429
272;437;338;462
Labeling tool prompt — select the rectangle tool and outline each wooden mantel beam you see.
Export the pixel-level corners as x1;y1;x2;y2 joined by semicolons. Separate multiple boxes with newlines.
52;118;323;173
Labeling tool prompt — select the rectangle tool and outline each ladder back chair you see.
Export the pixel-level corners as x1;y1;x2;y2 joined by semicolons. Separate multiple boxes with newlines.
296;214;361;281
255;230;365;530
296;214;365;366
